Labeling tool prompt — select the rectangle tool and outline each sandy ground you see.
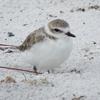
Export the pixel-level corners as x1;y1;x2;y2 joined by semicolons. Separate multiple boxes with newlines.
0;0;100;100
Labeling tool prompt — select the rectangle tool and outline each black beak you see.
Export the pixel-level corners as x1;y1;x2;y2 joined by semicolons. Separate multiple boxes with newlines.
65;32;76;38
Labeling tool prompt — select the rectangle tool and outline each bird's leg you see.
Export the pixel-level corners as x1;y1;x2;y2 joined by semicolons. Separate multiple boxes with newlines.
33;66;39;75
47;69;55;74
33;66;42;75
47;70;50;74
33;65;38;74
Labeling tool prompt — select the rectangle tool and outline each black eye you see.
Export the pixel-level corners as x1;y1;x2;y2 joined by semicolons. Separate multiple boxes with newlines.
54;28;63;32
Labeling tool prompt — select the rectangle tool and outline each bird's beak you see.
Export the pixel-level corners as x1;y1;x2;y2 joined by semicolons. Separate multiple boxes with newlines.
65;32;76;38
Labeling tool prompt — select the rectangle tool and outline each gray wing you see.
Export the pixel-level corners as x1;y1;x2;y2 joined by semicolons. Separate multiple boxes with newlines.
18;28;45;51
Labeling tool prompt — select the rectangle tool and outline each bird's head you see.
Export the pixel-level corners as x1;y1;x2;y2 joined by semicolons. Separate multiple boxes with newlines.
45;19;76;38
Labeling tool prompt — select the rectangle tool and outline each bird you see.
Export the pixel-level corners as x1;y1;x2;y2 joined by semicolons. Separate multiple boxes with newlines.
0;19;76;73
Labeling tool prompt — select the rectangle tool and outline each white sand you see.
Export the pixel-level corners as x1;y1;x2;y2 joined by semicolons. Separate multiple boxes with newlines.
0;0;100;100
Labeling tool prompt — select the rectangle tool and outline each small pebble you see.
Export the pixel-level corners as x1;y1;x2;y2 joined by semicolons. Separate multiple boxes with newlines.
23;24;28;26
93;41;96;44
60;10;64;13
77;8;85;12
10;19;12;21
48;14;57;18
8;32;15;37
5;50;13;53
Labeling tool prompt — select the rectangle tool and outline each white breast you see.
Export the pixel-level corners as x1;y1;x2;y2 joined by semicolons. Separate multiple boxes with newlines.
23;37;73;71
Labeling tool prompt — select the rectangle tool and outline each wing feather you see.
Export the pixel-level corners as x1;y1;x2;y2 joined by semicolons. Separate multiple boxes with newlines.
18;28;45;51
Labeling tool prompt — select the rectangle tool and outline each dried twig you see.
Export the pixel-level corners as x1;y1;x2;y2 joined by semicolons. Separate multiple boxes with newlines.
0;43;15;47
0;66;42;74
0;43;17;51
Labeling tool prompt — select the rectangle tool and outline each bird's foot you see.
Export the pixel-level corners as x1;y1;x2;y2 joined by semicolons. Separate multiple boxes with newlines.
33;66;42;75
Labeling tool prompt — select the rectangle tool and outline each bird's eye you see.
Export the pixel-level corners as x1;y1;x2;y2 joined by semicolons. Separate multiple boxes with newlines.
54;28;63;32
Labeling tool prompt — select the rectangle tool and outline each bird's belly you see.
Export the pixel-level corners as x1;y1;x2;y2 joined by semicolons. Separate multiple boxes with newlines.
25;38;73;70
